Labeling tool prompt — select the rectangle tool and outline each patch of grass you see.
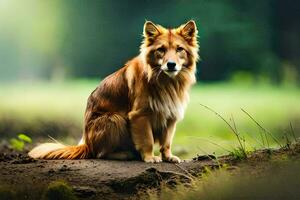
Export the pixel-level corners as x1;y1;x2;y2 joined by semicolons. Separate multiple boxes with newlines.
199;104;248;159
229;147;248;160
195;103;299;160
241;108;283;148
151;162;300;200
43;180;77;200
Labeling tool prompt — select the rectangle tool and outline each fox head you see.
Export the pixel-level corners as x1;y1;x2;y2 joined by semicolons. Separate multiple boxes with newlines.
140;20;199;81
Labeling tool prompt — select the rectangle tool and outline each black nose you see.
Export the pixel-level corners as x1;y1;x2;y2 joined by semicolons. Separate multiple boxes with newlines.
167;62;176;71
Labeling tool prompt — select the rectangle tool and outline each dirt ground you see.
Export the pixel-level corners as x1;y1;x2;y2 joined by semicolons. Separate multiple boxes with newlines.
0;142;300;200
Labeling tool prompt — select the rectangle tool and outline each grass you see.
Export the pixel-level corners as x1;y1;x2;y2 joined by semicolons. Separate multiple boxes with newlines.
0;80;299;157
176;83;300;157
150;162;300;200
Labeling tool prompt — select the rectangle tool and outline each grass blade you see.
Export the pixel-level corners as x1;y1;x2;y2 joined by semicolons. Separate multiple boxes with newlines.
241;108;282;148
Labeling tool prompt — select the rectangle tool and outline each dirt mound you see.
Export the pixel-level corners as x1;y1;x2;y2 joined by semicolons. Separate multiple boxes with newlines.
0;142;299;200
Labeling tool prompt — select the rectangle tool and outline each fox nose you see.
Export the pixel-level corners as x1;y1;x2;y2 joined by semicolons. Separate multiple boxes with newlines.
167;62;176;71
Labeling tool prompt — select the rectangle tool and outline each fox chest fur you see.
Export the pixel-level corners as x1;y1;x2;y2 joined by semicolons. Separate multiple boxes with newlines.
147;83;188;132
126;62;192;133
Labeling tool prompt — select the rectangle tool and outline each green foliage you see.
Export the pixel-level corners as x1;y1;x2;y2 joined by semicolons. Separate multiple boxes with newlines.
9;134;32;151
18;134;32;143
230;147;248;160
9;138;24;151
230;71;255;85
43;181;77;200
0;1;299;82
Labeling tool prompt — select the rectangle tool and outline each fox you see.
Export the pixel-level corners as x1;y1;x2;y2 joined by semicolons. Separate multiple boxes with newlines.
29;20;199;163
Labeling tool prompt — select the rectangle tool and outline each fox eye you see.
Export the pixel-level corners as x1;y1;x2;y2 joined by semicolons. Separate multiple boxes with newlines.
156;47;166;53
176;46;184;52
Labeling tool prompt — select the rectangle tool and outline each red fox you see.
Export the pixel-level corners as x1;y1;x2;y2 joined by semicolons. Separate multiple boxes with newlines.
29;20;199;163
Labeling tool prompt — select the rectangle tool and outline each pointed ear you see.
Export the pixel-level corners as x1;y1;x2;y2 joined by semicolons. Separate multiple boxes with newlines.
143;21;160;38
179;20;198;42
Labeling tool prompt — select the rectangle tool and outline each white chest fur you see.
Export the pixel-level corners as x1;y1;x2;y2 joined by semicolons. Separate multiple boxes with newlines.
148;88;189;130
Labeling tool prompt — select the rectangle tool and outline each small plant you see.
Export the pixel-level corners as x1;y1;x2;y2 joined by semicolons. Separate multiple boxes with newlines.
199;104;248;159
198;104;295;160
230;147;248;160
9;133;32;151
289;122;297;143
241;108;283;148
43;180;77;200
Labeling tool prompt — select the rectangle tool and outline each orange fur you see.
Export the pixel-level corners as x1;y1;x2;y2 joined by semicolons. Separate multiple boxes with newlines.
29;20;199;163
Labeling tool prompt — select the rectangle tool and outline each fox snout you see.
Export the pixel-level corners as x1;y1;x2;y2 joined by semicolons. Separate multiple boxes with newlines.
167;61;176;71
162;60;181;77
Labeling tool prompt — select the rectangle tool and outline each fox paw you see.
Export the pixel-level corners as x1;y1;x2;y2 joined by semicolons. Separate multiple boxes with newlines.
143;156;162;163
163;155;181;163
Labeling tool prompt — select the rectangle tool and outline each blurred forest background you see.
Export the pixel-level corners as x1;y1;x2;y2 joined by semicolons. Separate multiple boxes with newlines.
0;0;299;157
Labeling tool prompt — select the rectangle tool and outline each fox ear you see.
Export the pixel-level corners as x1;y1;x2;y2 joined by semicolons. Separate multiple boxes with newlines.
143;21;160;38
179;20;198;42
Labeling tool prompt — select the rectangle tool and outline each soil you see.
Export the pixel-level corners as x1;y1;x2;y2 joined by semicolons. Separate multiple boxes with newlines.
0;142;300;200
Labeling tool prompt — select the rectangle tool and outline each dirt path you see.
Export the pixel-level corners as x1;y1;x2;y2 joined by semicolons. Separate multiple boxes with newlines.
0;143;299;200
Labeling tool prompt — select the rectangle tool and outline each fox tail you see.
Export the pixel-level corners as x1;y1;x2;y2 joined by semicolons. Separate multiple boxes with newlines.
28;142;89;159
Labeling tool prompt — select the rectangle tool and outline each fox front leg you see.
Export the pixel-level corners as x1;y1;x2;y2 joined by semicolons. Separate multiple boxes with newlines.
159;119;181;163
130;115;162;163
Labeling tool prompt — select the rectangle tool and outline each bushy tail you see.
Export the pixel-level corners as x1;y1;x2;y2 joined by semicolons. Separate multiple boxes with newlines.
28;143;89;159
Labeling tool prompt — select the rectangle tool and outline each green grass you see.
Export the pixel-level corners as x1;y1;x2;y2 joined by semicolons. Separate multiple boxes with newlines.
0;80;299;157
177;83;300;157
151;161;300;200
